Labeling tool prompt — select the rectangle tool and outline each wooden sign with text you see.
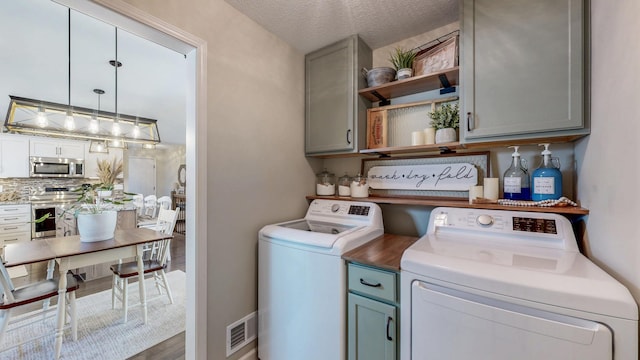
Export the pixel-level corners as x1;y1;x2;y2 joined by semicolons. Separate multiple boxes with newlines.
368;163;477;191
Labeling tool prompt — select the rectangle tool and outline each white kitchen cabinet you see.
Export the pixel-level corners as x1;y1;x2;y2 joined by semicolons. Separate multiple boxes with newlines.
84;146;124;179
30;137;86;159
0;204;31;247
461;0;588;143
0;134;29;178
305;35;372;156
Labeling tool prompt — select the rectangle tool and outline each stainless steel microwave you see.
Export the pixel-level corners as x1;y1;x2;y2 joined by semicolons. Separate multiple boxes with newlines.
29;156;84;178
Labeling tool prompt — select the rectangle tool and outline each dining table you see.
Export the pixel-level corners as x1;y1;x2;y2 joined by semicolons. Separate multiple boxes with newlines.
2;227;173;360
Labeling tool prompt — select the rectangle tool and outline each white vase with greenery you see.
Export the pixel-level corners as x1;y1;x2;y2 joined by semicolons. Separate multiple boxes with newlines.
429;103;460;144
66;157;132;242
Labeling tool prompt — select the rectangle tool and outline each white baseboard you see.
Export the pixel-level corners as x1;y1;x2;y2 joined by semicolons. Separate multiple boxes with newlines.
238;348;257;360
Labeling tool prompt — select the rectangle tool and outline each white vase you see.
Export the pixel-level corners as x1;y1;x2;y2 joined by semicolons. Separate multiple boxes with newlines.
397;68;413;80
77;210;118;242
435;128;457;144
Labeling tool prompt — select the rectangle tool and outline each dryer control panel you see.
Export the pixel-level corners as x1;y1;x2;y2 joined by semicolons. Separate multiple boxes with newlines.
427;207;577;252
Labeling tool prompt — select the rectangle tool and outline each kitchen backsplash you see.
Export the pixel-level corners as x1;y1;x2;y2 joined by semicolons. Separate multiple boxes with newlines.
0;178;100;202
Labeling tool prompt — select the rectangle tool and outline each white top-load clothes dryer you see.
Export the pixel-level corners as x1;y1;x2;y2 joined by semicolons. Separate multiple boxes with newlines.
401;207;638;360
258;199;384;360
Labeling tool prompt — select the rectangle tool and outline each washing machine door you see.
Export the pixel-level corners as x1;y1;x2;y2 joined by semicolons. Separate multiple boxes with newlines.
410;281;612;360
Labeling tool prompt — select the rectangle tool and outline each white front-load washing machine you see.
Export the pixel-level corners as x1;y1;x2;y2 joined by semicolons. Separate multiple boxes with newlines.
401;207;638;360
258;199;383;360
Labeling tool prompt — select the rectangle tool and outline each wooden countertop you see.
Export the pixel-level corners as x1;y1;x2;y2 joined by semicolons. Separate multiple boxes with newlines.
342;233;418;272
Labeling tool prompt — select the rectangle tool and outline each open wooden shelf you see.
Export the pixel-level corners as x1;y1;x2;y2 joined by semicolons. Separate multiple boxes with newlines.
306;195;589;216
358;67;459;103
360;142;463;156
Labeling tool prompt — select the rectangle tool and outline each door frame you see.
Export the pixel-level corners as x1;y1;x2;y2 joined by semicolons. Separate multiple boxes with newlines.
88;1;208;357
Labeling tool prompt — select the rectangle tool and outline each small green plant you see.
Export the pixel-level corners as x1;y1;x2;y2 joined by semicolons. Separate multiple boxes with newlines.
389;47;417;70
429;103;460;130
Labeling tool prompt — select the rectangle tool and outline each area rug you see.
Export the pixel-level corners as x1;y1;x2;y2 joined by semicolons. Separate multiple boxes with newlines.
1;270;186;359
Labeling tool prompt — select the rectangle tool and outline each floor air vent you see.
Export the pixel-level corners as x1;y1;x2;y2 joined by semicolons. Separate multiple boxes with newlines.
226;311;257;357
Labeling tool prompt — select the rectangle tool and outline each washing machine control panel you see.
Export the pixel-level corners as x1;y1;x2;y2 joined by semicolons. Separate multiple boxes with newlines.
308;200;378;221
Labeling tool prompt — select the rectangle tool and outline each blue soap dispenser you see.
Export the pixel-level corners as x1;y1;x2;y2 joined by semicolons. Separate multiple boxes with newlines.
503;146;530;200
531;143;562;201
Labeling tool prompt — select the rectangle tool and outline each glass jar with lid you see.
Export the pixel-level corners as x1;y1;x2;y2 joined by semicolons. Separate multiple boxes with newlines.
337;173;351;197
350;173;369;198
316;168;336;196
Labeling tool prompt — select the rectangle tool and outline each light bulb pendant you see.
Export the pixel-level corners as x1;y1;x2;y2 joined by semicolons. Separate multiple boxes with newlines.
37;106;48;128
64;110;75;131
89;116;99;133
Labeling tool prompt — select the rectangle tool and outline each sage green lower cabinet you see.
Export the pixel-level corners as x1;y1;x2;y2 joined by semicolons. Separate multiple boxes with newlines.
348;293;397;360
347;263;398;360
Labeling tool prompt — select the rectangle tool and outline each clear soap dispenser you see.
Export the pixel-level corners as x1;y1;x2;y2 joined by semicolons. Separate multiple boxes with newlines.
503;146;530;200
531;143;562;201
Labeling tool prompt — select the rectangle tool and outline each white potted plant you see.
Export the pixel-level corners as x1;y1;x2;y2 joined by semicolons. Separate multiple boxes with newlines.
66;158;131;242
429;103;460;143
389;47;417;80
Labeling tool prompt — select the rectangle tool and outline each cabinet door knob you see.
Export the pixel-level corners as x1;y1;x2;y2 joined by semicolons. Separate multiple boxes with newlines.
386;316;393;341
359;278;381;288
467;112;474;131
346;129;352;145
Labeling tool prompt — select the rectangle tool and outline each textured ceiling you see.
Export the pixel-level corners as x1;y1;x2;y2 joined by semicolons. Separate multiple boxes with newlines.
225;0;459;53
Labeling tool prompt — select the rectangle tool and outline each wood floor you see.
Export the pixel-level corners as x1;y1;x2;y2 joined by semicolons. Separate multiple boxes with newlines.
12;232;187;359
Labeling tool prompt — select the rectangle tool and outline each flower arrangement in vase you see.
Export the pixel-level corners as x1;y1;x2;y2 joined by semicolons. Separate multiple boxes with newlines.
428;102;460;144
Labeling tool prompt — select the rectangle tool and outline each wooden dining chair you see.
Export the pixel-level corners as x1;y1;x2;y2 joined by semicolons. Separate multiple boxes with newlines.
0;260;79;353
110;208;179;323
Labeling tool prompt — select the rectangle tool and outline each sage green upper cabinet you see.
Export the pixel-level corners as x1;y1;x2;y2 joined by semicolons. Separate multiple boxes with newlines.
305;35;371;156
461;0;588;143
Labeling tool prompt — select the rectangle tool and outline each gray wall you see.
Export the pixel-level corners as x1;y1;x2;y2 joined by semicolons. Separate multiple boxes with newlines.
122;0;316;358
575;0;640;302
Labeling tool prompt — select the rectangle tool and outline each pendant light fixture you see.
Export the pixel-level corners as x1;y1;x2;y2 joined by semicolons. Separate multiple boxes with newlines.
111;28;121;138
88;88;108;154
89;88;103;134
64;8;75;131
4;21;160;146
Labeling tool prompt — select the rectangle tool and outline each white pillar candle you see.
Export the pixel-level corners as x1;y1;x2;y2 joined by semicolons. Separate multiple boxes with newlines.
423;127;436;145
411;131;424;146
469;185;484;204
483;178;499;200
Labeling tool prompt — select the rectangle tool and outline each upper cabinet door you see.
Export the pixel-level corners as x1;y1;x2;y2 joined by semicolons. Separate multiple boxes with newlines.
305;36;371;156
461;0;587;142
